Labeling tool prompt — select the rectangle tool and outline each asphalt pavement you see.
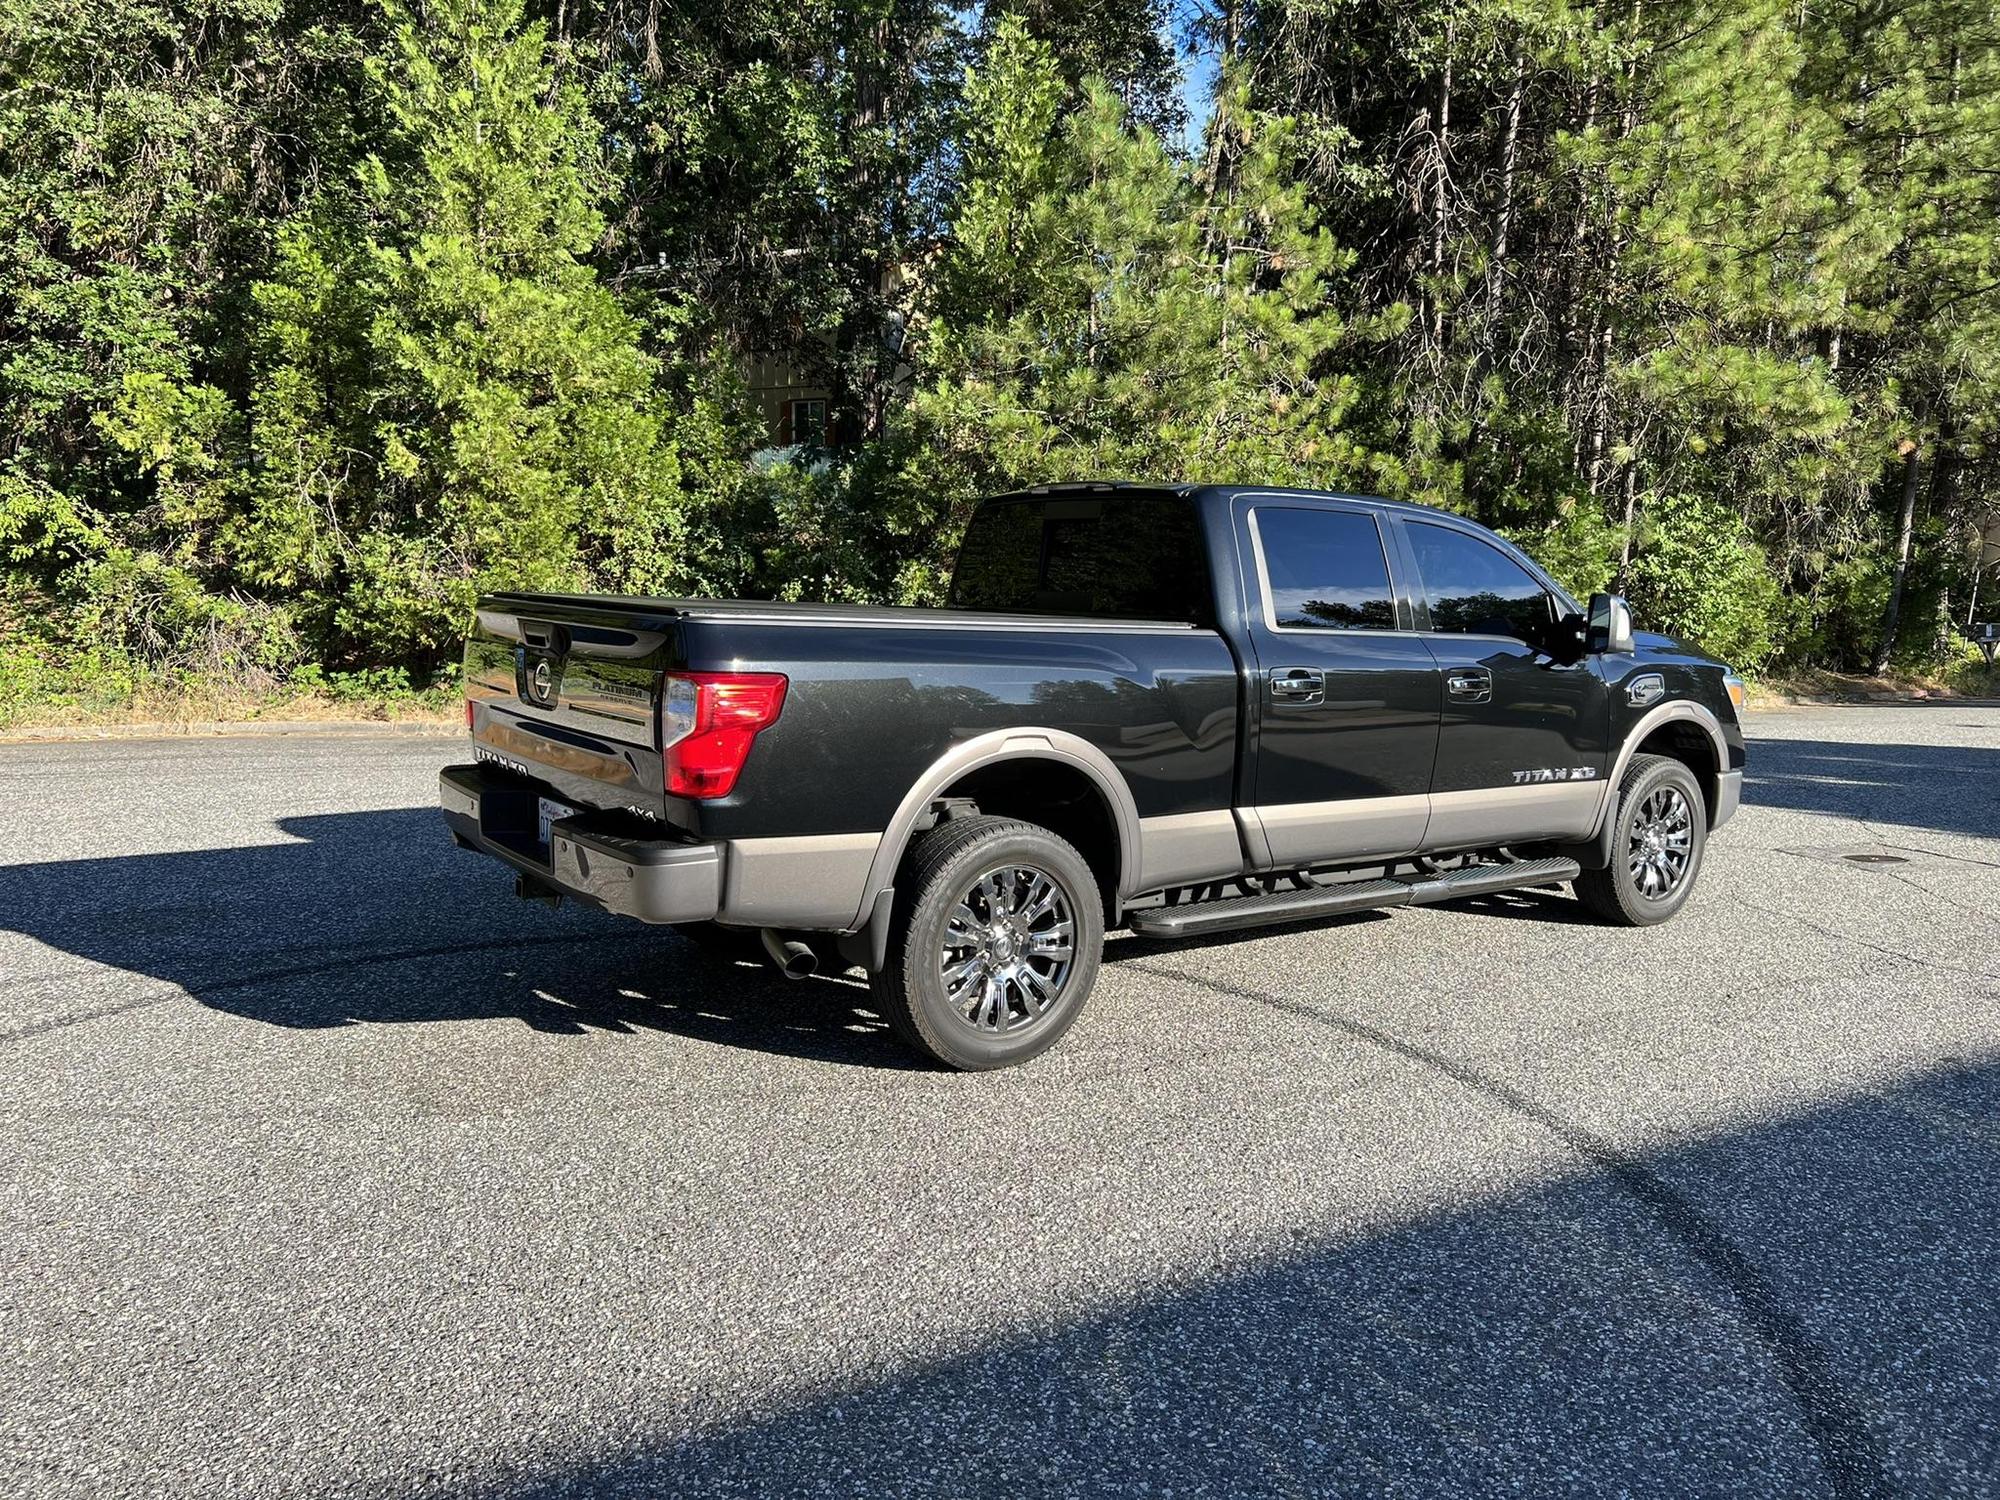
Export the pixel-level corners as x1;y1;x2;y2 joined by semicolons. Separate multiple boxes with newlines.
3;705;1996;1498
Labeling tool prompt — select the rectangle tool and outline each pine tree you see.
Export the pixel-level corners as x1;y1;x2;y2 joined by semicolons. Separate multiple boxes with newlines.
891;18;1384;594
245;0;688;665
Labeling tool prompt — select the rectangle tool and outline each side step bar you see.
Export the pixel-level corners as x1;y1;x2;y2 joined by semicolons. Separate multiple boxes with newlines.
1127;857;1582;940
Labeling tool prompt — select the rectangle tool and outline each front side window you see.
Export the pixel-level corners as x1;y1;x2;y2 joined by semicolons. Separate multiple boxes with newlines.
1407;522;1554;641
1254;507;1397;630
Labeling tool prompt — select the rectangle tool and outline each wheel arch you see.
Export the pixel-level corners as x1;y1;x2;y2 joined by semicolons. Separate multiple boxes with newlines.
848;729;1142;930
1565;701;1729;871
1620;704;1727;824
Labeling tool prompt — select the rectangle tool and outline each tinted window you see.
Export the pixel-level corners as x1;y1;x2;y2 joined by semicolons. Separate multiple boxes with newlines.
1255;508;1396;630
948;494;1209;622
1408;522;1553;640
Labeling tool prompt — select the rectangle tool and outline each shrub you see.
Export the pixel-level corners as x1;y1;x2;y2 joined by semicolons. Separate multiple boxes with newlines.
1623;493;1796;671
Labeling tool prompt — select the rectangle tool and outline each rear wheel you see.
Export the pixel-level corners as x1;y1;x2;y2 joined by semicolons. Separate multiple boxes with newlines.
870;815;1104;1070
1574;753;1708;926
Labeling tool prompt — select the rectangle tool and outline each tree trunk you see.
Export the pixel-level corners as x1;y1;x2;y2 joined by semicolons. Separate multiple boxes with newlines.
830;14;892;447
1615;455;1640;587
1429;25;1454;348
1872;444;1923;674
1487;47;1525;332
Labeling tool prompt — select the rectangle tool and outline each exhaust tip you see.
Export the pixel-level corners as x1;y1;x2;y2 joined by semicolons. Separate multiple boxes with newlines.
759;929;818;980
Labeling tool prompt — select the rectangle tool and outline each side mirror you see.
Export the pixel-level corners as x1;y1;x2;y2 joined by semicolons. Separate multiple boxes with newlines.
1586;593;1635;654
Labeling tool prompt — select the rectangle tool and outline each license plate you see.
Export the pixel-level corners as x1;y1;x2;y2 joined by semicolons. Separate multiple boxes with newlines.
537;796;574;854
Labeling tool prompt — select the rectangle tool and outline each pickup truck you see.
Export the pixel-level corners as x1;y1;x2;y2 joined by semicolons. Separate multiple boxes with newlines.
441;482;1746;1069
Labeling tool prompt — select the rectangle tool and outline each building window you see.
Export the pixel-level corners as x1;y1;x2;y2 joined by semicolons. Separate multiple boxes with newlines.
786;398;827;446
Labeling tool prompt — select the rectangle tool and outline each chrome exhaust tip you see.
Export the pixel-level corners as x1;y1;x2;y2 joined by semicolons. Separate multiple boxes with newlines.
759;929;818;980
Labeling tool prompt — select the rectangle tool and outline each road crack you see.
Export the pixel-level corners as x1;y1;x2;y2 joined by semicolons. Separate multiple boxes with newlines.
1124;955;1890;1500
1732;895;2000;980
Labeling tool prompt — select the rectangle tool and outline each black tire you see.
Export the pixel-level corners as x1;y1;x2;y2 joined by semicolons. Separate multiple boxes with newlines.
1574;753;1708;926
869;815;1104;1070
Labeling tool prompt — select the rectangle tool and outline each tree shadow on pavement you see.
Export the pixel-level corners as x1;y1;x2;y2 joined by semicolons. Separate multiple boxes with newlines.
0;807;920;1068
1746;736;2000;839
474;1057;1999;1499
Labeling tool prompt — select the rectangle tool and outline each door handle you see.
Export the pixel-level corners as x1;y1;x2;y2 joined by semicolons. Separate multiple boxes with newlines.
1269;667;1325;704
1445;669;1491;702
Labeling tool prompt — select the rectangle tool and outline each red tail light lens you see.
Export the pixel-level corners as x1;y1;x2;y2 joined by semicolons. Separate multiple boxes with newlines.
662;671;788;798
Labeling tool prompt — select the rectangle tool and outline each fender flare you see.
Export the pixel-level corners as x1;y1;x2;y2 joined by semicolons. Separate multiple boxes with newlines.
1571;700;1730;867
847;728;1143;930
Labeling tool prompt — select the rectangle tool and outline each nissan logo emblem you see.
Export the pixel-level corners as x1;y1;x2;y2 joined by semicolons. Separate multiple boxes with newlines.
530;660;554;703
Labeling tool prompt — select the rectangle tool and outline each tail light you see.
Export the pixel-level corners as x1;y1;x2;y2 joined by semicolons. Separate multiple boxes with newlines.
662;671;788;798
465;697;475;731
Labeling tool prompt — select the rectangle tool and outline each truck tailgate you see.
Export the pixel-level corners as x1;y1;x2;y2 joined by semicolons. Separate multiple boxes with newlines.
463;597;677;818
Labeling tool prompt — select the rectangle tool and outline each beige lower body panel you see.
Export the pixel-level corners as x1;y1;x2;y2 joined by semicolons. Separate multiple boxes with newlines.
1249;782;1603;870
722;832;881;928
724;783;1602;928
1256;794;1432;867
1133;809;1246;892
1423;783;1601;849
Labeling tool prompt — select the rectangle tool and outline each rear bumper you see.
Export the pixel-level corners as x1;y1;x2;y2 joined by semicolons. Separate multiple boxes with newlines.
439;763;721;924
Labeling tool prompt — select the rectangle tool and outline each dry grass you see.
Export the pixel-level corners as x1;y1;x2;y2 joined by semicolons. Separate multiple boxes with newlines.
0;683;460;737
1749;664;2000;706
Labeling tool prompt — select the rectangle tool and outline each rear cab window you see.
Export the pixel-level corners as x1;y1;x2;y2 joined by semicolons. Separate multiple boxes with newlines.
1250;507;1401;630
949;491;1211;623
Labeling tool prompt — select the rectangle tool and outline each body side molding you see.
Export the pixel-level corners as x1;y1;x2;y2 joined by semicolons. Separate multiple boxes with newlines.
1253;793;1432;868
1133;809;1247;893
724;832;882;929
1423;781;1602;848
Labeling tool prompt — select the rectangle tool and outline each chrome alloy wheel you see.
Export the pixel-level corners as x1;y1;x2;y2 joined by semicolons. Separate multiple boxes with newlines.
1628;785;1695;899
938;865;1077;1034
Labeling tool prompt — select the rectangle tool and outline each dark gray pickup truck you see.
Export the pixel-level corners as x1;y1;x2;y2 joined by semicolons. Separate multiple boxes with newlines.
442;482;1746;1069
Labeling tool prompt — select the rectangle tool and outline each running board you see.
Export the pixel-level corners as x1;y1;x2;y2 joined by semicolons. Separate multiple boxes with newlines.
1127;857;1582;940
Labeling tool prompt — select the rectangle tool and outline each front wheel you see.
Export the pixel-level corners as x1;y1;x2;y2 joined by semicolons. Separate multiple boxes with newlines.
1574;753;1708;926
870;815;1104;1070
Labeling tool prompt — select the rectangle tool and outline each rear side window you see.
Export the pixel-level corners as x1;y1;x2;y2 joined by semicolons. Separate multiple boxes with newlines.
948;493;1209;622
1254;507;1397;630
1407;521;1554;640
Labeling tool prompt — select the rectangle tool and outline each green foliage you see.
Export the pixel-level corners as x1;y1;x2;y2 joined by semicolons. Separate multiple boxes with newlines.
1506;501;1623;603
891;22;1389;574
239;0;693;665
3;0;1999;718
1623;495;1796;671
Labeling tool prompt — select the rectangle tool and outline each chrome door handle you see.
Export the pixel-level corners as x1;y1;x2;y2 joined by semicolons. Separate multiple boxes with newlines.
1445;670;1491;701
1269;667;1325;703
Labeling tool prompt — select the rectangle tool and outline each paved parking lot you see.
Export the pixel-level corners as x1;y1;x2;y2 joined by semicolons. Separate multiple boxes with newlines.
4;705;1997;1498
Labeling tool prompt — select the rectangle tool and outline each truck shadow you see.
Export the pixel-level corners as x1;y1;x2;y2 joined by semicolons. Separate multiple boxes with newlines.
482;1057;2000;1497
10;728;1992;1058
0;808;918;1069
